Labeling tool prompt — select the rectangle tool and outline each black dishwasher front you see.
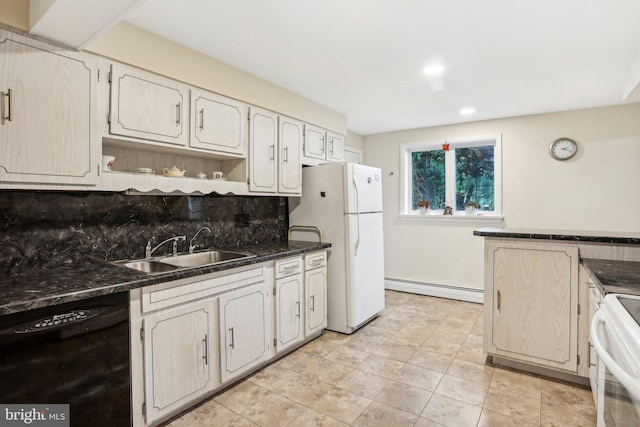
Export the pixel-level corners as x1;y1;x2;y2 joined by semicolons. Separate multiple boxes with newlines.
0;292;130;426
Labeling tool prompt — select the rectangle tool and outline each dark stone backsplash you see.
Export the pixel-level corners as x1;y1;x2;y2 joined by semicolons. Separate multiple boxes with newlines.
0;191;288;273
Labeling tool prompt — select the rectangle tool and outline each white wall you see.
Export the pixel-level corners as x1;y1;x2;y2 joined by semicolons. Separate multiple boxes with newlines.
346;130;364;150
0;0;29;30
365;103;640;291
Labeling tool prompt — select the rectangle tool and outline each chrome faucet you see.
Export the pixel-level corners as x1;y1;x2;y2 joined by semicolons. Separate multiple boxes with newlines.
145;235;186;258
189;226;212;253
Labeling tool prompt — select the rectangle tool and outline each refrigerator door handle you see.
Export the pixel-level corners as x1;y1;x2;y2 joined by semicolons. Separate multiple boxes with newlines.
352;167;360;256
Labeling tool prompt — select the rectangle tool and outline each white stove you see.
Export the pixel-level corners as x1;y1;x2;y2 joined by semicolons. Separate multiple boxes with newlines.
591;293;640;426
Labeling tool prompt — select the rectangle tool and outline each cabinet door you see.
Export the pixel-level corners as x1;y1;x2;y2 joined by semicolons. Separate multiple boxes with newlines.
586;270;602;404
190;89;246;156
0;32;97;185
278;116;302;195
248;107;278;193
305;266;327;336
275;273;304;352
304;124;326;161
219;283;271;382
486;241;579;372
143;299;217;423
326;131;344;162
109;63;187;146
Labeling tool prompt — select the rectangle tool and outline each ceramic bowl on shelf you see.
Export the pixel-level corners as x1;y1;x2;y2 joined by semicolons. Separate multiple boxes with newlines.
137;167;154;174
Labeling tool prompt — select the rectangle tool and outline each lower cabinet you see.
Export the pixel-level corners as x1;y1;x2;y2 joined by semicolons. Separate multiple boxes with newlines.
142;299;218;424
305;251;327;336
584;265;603;404
274;257;304;353
484;239;580;373
130;251;327;426
218;282;272;382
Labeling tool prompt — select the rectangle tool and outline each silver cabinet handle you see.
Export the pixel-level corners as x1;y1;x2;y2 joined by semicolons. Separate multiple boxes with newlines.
310;295;315;312
202;334;208;365
4;89;11;122
283;146;288;162
329;138;334;155
282;264;298;271
497;290;501;311
199;108;204;130
296;301;300;318
270;145;275;160
176;103;181;125
229;327;235;349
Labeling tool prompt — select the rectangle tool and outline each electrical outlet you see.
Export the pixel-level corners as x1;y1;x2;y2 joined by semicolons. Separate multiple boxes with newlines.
235;213;250;227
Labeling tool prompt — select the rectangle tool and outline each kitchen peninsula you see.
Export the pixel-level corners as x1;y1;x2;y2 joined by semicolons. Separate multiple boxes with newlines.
474;226;640;383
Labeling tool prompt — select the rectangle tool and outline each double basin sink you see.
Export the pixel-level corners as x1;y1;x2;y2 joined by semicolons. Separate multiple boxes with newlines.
114;250;256;275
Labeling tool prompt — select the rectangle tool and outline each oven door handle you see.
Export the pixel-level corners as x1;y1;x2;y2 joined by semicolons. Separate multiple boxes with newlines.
591;310;640;399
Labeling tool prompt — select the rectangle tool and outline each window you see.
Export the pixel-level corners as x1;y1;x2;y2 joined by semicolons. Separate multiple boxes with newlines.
400;135;502;217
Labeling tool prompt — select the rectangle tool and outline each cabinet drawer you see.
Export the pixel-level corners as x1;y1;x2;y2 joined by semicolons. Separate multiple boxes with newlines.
305;251;326;270
141;264;266;313
275;257;302;279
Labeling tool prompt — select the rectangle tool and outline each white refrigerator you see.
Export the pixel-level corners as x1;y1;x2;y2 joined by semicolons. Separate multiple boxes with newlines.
289;162;385;334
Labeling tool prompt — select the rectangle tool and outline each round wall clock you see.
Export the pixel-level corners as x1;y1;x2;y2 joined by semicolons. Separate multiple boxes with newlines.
549;138;577;161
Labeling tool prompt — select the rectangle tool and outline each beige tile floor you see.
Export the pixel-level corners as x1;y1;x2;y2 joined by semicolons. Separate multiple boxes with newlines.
167;290;596;427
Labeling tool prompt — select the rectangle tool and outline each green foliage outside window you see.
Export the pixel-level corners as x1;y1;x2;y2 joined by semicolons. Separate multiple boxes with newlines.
411;145;494;211
411;150;445;209
455;146;494;211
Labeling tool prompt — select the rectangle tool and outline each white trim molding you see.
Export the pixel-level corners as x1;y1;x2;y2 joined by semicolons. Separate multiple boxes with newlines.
385;278;484;304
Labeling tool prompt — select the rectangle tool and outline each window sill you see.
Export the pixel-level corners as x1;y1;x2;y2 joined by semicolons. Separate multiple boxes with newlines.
398;213;504;223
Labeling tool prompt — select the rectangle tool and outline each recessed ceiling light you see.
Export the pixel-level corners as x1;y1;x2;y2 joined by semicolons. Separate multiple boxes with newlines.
460;107;475;115
423;64;445;75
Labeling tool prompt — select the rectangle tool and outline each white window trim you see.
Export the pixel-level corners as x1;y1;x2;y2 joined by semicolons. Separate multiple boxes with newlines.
399;134;503;221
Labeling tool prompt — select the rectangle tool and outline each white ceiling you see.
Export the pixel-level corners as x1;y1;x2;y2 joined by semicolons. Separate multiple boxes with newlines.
121;0;640;135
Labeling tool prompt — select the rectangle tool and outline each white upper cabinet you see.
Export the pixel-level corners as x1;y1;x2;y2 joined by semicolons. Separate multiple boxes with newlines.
326;131;344;162
0;30;98;186
109;63;188;147
189;89;247;156
249;109;303;195
304;124;326;161
249;107;278;193
302;124;344;166
278;116;303;195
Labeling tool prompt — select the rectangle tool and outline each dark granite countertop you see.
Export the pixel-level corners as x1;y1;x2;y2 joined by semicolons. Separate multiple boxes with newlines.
0;240;331;317
581;258;640;296
473;227;640;245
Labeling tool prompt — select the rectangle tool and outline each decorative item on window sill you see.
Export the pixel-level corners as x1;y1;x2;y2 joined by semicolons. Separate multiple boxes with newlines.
465;201;481;215
443;206;453;215
417;198;431;215
442;143;450;151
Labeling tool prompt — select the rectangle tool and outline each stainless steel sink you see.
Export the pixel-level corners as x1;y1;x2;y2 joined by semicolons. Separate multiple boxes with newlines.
159;250;254;268
113;260;179;274
113;250;255;274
